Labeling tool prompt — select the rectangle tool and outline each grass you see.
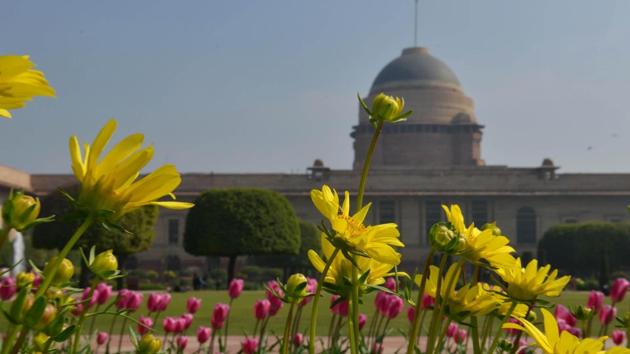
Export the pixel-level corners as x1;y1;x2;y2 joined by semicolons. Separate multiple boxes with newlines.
1;290;627;337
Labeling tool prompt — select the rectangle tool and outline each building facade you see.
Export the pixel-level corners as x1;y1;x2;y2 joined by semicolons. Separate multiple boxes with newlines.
2;47;630;272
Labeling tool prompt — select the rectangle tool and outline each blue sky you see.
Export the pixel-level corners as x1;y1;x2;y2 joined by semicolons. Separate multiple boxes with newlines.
2;0;630;173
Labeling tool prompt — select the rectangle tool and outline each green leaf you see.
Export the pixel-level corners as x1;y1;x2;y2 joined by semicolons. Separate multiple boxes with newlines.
10;287;29;322
52;325;75;342
2;309;19;325
24;295;47;328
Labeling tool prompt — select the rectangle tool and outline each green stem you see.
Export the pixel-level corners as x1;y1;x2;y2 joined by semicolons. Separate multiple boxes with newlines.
470;316;482;354
487;301;517;354
87;304;101;341
424;255;448;354
356;120;384;209
1;326;18;354
282;302;297;354
117;316;128;354
72;280;98;354
433;261;464;352
405;249;435;354
8;331;27;354
257;317;269;354
105;312;118;354
36;216;94;297
223;298;233;350
349;255;361;354
308;247;340;354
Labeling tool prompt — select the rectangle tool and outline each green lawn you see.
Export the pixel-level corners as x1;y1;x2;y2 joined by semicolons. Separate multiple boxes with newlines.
2;290;626;336
77;290;630;336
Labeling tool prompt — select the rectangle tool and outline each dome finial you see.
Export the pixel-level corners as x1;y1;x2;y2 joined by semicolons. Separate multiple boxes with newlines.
413;0;420;47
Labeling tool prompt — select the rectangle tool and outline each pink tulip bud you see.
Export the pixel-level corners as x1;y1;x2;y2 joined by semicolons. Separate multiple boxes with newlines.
95;283;112;305
197;326;211;344
138;316;153;335
0;277;17;300
358;313;367;330
229;278;244;299
163;317;177;333
174;318;184;333
211;303;230;329
446;322;458;338
455;329;467;344
266;281;284;316
586;291;605;313
612;329;626;345
254;299;271;320
147;293;161;312
330;296;349;317
186;297;202;314
293;332;304;347
384;277;397;291
176;336;188;350
375;293;389;315
554;304;577;327
407;306;415;323
116;289;131;310
598;305;617;325
158;293;172;311
82;287;99;309
268;296;283;316
241;338;258;354
127;291;143;311
181;313;194;330
611;278;630;303
299;278;318;307
421;294;435;309
504;318;521;336
557;318;572;333
386;296;404;319
32;273;42;288
96;331;108;346
71;303;84;317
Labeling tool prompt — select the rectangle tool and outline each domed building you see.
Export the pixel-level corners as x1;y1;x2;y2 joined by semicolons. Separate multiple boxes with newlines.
4;47;630;274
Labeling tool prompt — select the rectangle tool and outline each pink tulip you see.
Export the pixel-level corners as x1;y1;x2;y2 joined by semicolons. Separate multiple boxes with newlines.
181;313;194;330
598;305;617;325
612;329;626;345
299;278;318;307
386;296;404;319
407;306;415;322
330;296;349;317
293;332;304;347
96;331;108;346
375;293;390;315
266;280;284;316
254;299;271;320
384;277;397;291
554;304;577;327
127;291;143;311
211;303;230;329
116;289;131;310
268;296;283;316
504;318;521;336
197;326;211;344
229;278;245;299
421;294;435;309
186;297;202;314
587;291;605;314
163;316;177;333
82;287;99;309
241;338;258;354
446;322;458;338
557;318;572;333
147;293;161;312
0;277;17;301
611;278;630;303
137;316;153;335
358;313;367;330
455;329;467;344
71;304;83;317
176;336;188;350
32;274;42;288
95;283;112;305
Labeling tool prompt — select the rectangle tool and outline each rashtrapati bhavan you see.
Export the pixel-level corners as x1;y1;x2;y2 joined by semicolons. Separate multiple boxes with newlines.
2;47;630;272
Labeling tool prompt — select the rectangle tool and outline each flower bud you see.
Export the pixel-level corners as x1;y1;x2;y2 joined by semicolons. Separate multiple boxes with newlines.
369;93;407;123
186;296;202;314
612;329;626;345
587;291;605;314
95;283;112;305
163;317;177;333
455;329;467;344
254;299;271;320
428;222;464;254
138;316;153;335
611;278;630;303
137;334;162;354
44;257;74;285
16;272;35;288
176;336;188;350
446;322;458;338
33;332;49;352
35;304;57;330
90;250;118;276
599;305;617;325
574;305;592;321
358;313;367;330
211;303;230;329
241;338;258;354
481;222;502;236
228;278;244;299
407;306;415;322
293;332;304;347
197;326;211;344
96;331;109;346
1;191;41;231
0;277;17;300
286;273;308;301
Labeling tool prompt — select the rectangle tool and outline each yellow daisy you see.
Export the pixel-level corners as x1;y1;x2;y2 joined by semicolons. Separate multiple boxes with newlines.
311;185;404;265
69;119;193;219
0;55;55;118
495;257;570;301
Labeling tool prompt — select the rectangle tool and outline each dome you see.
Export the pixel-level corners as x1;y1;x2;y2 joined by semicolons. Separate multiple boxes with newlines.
371;47;461;92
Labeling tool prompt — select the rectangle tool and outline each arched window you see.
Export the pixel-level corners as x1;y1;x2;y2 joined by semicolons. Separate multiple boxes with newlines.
516;207;537;244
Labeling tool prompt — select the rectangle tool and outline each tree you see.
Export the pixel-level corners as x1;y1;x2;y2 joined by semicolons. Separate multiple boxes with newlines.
184;189;300;283
254;220;321;279
32;185;159;287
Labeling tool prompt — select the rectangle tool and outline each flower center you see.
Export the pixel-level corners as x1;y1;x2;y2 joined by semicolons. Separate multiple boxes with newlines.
337;214;366;238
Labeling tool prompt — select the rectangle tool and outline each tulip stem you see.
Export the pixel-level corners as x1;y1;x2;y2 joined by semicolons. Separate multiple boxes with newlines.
308;247;340;354
223;298;233;351
72;280;98;354
424;255;448;354
281;301;297;354
117;316;128;354
356;120;383;210
405;249;435;354
348;256;361;354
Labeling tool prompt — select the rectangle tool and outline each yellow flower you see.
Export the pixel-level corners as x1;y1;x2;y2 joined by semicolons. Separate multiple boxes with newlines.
495;258;570;301
0;55;55;118
69;119;193;219
502;308;630;354
442;205;515;269
308;234;404;295
358;92;412;124
310;185;404;265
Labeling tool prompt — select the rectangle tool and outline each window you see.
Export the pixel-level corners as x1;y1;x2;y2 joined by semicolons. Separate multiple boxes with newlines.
424;201;443;244
168;219;179;245
516;207;537;244
379;200;396;223
471;200;488;226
